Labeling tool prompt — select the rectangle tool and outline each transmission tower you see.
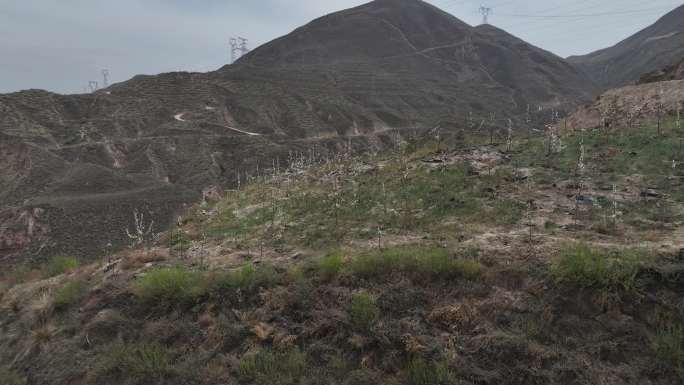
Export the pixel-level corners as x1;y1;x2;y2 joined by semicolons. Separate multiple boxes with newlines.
479;5;492;24
101;69;110;88
229;37;239;64
238;37;249;56
229;36;250;64
88;81;99;93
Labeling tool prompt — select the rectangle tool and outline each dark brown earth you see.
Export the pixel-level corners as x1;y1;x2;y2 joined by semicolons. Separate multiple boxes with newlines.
568;4;684;90
0;0;598;263
639;57;684;84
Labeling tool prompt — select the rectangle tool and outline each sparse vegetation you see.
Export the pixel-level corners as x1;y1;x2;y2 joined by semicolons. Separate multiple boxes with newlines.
3;121;684;385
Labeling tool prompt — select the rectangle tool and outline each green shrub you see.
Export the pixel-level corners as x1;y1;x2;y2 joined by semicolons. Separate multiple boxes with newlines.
349;292;380;333
317;254;344;281
237;348;307;385
451;258;484;280
0;366;25;385
168;230;192;257
412;248;454;279
286;265;305;283
552;243;646;290
42;256;80;278
133;267;207;305
405;358;454;385
53;280;87;311
349;252;395;279
223;264;278;291
95;342;174;383
653;325;684;367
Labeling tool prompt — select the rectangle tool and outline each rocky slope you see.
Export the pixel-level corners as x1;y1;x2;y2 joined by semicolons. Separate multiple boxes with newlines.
568;4;684;90
0;0;596;263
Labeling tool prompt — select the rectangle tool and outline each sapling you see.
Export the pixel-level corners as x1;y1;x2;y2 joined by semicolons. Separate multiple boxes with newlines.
506;119;513;152
526;176;534;248
377;226;383;251
574;133;586;225
611;183;619;229
125;209;154;247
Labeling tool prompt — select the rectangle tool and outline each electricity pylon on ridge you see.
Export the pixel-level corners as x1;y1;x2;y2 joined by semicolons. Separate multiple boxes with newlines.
88;81;99;93
101;69;110;88
479;5;492;24
229;37;250;64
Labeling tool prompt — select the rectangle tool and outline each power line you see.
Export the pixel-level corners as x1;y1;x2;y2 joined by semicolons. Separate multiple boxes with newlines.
493;1;678;35
499;4;675;36
498;5;681;18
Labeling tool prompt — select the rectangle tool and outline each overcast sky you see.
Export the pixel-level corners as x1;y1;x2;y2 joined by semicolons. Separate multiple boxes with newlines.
0;0;681;94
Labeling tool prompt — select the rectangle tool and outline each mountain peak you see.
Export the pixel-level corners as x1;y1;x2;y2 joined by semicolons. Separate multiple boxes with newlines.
237;0;471;67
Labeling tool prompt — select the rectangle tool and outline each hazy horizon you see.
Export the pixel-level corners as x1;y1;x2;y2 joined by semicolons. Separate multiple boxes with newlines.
0;0;681;94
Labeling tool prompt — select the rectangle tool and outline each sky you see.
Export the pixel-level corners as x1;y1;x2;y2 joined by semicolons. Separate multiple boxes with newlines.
0;0;681;94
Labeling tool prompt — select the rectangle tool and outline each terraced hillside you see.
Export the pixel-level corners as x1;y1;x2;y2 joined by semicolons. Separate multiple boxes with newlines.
0;0;596;263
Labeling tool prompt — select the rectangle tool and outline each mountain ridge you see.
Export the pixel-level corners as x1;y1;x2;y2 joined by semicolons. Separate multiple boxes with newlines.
567;4;684;89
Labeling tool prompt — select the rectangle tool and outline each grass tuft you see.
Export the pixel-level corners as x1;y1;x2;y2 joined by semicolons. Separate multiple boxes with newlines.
237;348;307;385
222;264;278;292
133;267;207;305
317;253;344;281
0;366;25;385
94;342;174;383
405;358;455;385
53;280;87;311
653;324;684;368
349;246;483;282
552;243;647;291
349;292;380;333
42;256;80;278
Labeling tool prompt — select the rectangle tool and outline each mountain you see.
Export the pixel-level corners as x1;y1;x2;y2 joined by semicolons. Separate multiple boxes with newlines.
568;4;684;89
0;0;595;263
235;0;595;115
